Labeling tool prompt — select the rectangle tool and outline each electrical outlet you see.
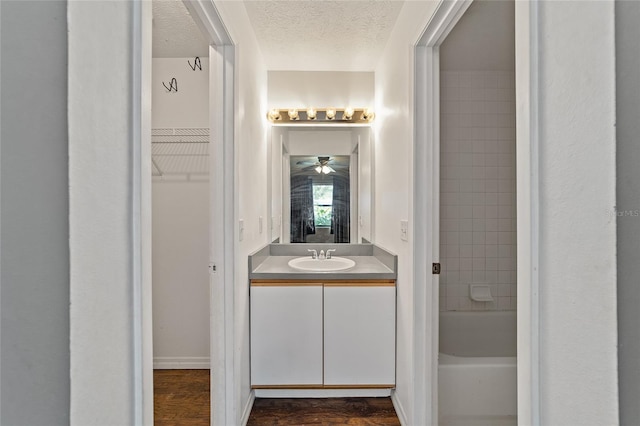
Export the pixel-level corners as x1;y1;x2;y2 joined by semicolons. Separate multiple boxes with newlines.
400;220;409;241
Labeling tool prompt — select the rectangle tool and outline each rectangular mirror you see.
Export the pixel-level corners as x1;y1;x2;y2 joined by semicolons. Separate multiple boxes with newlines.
290;155;351;243
269;127;373;244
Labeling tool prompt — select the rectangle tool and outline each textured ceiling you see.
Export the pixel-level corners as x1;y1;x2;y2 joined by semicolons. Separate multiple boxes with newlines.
152;0;405;69
152;0;209;58
243;1;405;71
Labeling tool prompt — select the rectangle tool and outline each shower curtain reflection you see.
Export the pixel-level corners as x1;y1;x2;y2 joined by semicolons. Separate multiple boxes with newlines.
331;175;350;243
290;175;315;242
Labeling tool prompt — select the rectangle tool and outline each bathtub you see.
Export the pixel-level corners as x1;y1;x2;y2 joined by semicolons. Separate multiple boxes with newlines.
438;311;517;424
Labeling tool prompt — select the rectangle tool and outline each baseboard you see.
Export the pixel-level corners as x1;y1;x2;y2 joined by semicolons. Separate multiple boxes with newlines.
153;357;210;369
254;388;392;398
241;390;256;426
391;390;409;426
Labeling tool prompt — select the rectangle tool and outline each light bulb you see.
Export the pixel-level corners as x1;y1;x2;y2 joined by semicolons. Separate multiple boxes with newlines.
315;166;322;173
343;107;354;120
326;108;336;120
361;108;375;121
288;109;299;120
267;109;282;122
306;107;317;120
322;165;331;174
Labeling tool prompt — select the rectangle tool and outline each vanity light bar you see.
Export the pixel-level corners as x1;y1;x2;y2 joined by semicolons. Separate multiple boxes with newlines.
266;107;375;123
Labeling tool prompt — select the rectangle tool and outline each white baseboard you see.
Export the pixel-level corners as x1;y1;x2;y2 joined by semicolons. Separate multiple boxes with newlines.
153;357;210;369
254;388;392;398
391;390;409;426
241;390;256;426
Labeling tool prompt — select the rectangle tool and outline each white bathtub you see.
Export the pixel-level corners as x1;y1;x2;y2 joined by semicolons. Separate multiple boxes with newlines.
438;311;517;424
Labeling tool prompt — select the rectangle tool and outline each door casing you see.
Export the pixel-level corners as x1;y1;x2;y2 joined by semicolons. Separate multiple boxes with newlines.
412;0;540;424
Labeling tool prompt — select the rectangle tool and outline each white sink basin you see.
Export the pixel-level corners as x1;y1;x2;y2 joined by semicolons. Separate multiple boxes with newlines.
287;256;356;272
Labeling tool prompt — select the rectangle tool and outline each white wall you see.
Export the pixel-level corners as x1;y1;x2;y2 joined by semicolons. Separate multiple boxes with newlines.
357;128;373;243
535;2;618;424
1;1;70;423
152;58;209;129
373;2;439;424
68;1;139;423
211;2;269;423
151;58;210;367
270;128;285;242
286;129;355;155
268;71;374;109
152;182;209;367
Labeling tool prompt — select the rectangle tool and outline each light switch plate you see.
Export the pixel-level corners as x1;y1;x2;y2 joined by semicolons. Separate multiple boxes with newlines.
239;219;244;241
400;220;409;241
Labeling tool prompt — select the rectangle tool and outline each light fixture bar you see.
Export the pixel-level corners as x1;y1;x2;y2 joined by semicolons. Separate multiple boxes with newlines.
266;107;374;124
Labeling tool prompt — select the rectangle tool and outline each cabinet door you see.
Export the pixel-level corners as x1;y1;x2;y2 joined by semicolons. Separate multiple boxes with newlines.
250;284;323;386
323;284;396;386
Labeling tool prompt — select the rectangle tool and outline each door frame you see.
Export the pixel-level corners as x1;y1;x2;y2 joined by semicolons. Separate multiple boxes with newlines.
132;1;153;423
412;0;540;424
136;1;237;424
172;2;237;424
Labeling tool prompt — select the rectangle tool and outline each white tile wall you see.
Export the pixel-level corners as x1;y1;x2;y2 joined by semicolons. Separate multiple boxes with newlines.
440;70;517;312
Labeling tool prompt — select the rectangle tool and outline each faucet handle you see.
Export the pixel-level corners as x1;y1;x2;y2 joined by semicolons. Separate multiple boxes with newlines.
307;249;318;259
326;249;336;259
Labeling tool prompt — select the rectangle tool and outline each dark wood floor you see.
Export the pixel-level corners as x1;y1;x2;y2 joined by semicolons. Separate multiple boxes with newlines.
154;369;210;426
247;397;401;425
154;369;400;425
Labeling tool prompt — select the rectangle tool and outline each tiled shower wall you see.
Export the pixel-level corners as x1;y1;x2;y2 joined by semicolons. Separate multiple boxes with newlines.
439;70;517;311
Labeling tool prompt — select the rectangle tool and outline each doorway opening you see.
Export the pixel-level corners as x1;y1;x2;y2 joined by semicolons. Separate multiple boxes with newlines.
139;1;236;424
413;0;538;424
437;1;517;424
150;1;211;422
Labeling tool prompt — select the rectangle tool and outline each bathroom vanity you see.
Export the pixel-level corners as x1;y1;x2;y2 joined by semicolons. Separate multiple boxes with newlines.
248;244;397;396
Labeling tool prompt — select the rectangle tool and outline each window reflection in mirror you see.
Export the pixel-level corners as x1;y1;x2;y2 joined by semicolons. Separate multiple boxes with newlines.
290;155;350;243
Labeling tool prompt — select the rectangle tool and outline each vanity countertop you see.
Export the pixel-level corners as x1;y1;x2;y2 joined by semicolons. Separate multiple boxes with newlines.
249;244;397;281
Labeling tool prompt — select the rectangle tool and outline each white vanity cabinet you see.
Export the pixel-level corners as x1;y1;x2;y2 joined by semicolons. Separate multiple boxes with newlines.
250;283;324;387
323;283;396;386
250;280;396;390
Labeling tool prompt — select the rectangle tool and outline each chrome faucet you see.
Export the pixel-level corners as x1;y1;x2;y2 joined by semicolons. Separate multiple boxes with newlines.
307;249;318;259
319;250;326;260
326;249;336;259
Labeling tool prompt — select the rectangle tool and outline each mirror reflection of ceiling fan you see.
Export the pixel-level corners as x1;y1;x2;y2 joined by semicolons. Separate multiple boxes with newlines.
314;156;335;174
296;156;337;174
293;155;350;176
